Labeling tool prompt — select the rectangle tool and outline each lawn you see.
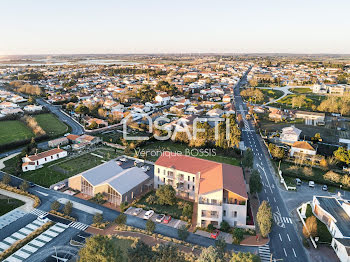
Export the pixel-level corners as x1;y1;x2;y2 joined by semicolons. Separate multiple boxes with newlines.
35;113;68;137
4;146;123;187
111;238;134;262
271;94;326;110
139;140;240;166
0;198;25;216
260;89;284;103
289;87;312;94
135;191;193;220
0;121;33;146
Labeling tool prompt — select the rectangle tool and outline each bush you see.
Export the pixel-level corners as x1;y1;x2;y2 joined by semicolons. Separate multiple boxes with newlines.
232;227;244;244
19;181;29;192
146;195;157;205
2;173;11;185
220;220;230;232
146;219;155;233
120;201;128;212
182;203;192;218
51;200;61;211
115;214;127;225
156;185;176;205
207;224;215;232
49;210;76;221
93;213;104;224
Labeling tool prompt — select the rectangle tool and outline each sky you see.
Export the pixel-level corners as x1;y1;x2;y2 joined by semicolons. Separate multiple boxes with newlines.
1;0;350;55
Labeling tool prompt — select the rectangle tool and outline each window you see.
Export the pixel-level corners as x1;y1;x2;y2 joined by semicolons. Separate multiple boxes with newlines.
56;154;59;158
163;178;165;183
51;156;53;159
233;211;237;218
45;158;47;161
223;210;226;217
193;177;195;182
188;176;190;181
192;185;195;191
158;168;160;173
187;184;190;189
158;176;160;181
234;221;237;226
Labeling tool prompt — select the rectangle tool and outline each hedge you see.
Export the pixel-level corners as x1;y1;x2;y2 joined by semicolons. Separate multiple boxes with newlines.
0;221;53;260
49;210;76;221
0;182;40;207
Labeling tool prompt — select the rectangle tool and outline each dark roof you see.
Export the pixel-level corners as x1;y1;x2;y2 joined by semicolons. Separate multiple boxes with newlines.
316;197;350;237
334;238;350;256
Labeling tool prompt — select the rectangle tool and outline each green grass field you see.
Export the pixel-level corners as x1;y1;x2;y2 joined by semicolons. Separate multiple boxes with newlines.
0;198;25;216
35;114;68;136
0;121;34;146
139;140;240;165
261;89;284;103
272;94;326;110
289;87;312;94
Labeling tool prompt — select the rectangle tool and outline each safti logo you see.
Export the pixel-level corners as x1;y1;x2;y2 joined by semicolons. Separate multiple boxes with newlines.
122;108;234;141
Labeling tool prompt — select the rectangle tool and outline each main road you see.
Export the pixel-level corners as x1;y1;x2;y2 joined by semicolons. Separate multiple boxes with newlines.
234;68;309;262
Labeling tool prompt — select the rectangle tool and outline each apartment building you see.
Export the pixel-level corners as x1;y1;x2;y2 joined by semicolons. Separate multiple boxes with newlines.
154;152;248;228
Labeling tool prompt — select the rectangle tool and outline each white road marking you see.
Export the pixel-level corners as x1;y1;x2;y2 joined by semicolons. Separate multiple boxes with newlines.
283;248;287;257
292;248;297;257
276;206;280;213
267;196;270;202
35;190;49;196
273;197;276;202
257;163;273;194
287;234;291;241
264;189;266;193
279;233;282;241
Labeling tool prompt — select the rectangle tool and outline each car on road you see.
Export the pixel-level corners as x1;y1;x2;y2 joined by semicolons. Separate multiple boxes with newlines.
309;181;315;188
322;185;328;191
210;229;220;239
38;214;50;223
143;210;154;220
119;157;127;162
141;165;150;171
132;208;143;216
156;214;165;223
163;215;172;224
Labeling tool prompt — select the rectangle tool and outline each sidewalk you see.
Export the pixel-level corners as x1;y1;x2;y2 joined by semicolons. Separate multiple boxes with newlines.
0;153;19;170
86;223;202;256
0;188;34;212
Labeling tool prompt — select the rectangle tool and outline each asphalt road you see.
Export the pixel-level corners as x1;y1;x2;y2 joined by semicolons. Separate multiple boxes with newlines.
234;69;309;262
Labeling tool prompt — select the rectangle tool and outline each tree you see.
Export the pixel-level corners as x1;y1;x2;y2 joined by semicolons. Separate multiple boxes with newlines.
213;104;224;110
232;227;244;244
177;225;189;241
303;216;318;238
93;213;103;224
320;158;328;170
78;235;121;262
249;170;262;195
256;201;272;238
63;201;73;216
242;148;253;169
156;185;176;205
75;104;89;115
88;121;98;130
127;241;154;262
19;181;29;192
334;147;350;165
115;213;127;226
230;252;261;262
51;200;61;211
28;96;36;104
198;246;223;262
220;220;230;232
156;244;186;262
2;173;11;185
182;203;192;218
215;238;226;259
146;219;155;233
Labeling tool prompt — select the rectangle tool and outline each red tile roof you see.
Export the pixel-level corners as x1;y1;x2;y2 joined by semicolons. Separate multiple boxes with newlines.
27;148;65;162
155;152;247;199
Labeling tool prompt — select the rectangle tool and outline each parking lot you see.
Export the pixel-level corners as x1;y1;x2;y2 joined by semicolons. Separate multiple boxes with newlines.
116;156;154;179
125;207;187;229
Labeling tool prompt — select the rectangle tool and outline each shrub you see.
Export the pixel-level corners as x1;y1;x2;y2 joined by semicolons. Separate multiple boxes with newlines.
323;171;341;183
207;224;215;232
120;201;129;212
93;213;104;224
51;200;61;211
303;216;317;238
1;173;11;185
232;227;244;244
182;203;192;218
156;185;176;205
146;195;157;205
115;214;127;225
19;181;29;192
303;166;313;177
49;210;76;221
220;220;230;232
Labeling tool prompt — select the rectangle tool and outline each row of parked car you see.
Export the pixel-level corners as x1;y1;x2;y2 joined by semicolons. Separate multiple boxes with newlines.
295;178;328;191
132;208;172;224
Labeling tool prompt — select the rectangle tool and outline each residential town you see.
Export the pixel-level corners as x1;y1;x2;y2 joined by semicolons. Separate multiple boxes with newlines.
0;53;349;262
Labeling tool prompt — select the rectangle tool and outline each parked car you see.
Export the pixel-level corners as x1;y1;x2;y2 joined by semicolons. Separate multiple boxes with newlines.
322;185;328;191
29;182;35;188
156;214;165;223
119;157;127;162
163;215;172;224
309;181;315;188
132;208;143;216
143;210;154;220
38;215;50;223
210;229;220;239
116;161;122;166
141;166;150;171
295;178;302;186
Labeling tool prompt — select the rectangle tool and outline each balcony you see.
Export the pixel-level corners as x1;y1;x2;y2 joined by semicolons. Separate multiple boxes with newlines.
201;211;219;218
199;197;222;206
223;198;246;205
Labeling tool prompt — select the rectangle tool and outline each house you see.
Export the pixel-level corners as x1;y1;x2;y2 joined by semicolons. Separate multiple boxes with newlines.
280;125;302;144
22;148;67;172
0;101;19;109
86;118;108;128
68;160;151;206
75;135;101;146
155;94;170;105
48;137;69;148
154;152;248;228
206;108;224;117
23;105;43;112
290;141;316;157
295;111;325;126
1;108;23;115
222;95;231;103
268;108;287;121
312;196;350;262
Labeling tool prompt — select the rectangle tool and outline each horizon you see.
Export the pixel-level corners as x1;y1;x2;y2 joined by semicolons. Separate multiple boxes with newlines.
1;0;350;55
